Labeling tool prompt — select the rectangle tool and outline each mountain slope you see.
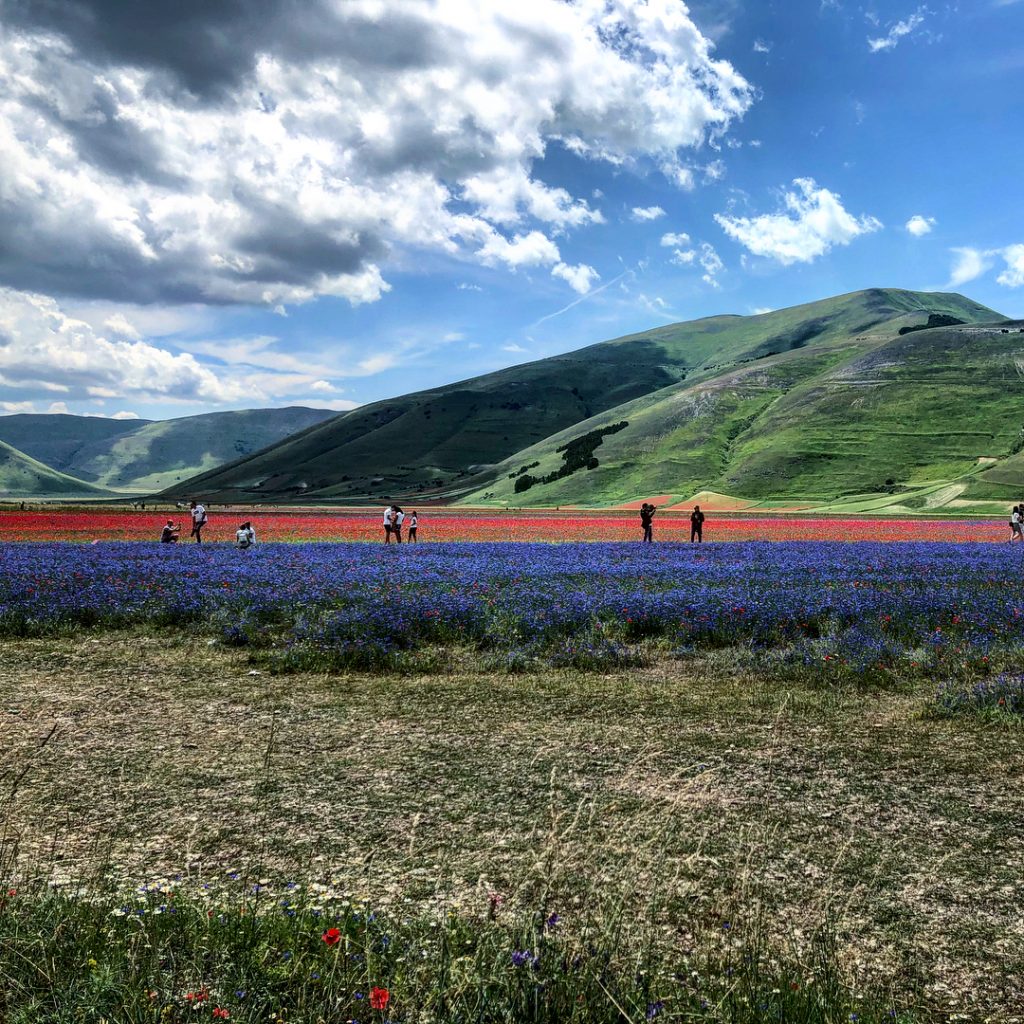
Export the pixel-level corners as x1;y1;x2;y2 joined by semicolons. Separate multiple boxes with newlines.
0;407;337;493
461;316;1023;506
0;441;114;498
170;288;996;502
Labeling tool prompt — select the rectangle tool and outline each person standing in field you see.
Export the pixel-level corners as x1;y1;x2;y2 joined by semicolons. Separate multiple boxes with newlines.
392;506;405;543
1011;506;1022;542
639;502;654;543
189;500;207;544
408;511;418;542
235;521;256;548
690;505;705;543
383;505;394;543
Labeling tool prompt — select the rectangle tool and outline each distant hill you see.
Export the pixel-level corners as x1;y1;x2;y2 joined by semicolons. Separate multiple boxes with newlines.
0;407;337;494
0;440;114;499
172;288;1003;504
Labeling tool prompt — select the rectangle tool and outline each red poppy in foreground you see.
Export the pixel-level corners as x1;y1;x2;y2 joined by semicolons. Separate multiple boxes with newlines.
322;927;342;946
370;987;390;1010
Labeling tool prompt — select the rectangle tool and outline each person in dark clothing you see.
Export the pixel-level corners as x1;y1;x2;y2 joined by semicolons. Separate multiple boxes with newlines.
160;520;180;543
639;502;655;543
690;505;705;543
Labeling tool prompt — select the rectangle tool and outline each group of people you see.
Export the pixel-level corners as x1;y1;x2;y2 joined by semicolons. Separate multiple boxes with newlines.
383;505;418;543
159;501;255;548
1010;506;1024;541
639;502;705;543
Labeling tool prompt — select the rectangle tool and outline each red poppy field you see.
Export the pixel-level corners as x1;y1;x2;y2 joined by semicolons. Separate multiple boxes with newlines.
0;508;1010;543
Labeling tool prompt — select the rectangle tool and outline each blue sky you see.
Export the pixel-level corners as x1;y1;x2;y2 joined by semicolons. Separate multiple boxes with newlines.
0;0;1021;421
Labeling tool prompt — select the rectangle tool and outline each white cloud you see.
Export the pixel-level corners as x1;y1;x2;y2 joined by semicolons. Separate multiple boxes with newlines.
443;331;466;342
671;249;697;266
631;206;666;222
309;380;337;393
714;178;882;265
996;244;1024;287
502;343;528;353
753;39;772;53
476;230;560;269
552;262;600;294
751;306;775;314
456;282;483;292
906;215;936;237
946;247;993;287
0;0;753;311
0;288;251;403
660;231;691;247
868;8;927;52
698;243;724;286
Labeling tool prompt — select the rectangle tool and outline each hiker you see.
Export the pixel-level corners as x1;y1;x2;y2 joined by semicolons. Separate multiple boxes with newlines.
690;505;705;543
235;521;256;548
407;511;419;543
392;505;405;544
1011;506;1022;542
189;500;207;544
383;505;394;543
639;502;655;543
160;520;180;544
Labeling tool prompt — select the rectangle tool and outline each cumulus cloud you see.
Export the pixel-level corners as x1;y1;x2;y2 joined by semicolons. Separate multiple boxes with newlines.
0;0;753;309
552;262;600;294
670;248;697;266
0;288;250;403
698;243;724;286
906;215;936;237
660;231;691;247
868;8;927;52
0;288;359;407
631;206;666;222
946;247;993;287
996;245;1024;287
714;178;882;265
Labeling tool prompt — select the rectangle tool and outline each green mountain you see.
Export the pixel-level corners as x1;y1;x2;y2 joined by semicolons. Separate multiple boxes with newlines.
0;407;337;494
173;288;1003;505
465;312;1024;507
0;440;114;499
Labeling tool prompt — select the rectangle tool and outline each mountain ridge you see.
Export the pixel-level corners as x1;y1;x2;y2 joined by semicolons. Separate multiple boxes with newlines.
165;288;1005;505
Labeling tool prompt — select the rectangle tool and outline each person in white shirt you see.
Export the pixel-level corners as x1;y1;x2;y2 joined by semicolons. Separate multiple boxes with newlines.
189;501;208;544
383;506;395;543
236;521;256;548
1011;506;1022;543
407;511;418;543
392;507;405;543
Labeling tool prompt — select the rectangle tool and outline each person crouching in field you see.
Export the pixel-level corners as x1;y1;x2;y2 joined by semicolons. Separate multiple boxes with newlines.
690;505;705;543
160;520;180;543
639;502;655;543
408;511;418;542
1011;506;1022;542
236;521;256;548
189;500;207;544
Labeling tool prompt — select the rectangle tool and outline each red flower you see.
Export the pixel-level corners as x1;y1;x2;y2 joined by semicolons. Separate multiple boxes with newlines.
212;1009;230;1020
369;987;390;1010
322;927;342;946
6;888;15;897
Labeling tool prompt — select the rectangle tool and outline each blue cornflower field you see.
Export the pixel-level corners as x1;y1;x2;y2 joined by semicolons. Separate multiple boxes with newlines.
1;540;1022;692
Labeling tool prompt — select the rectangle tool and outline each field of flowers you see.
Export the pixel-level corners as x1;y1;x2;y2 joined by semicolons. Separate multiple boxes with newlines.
0;508;1012;543
1;539;1022;694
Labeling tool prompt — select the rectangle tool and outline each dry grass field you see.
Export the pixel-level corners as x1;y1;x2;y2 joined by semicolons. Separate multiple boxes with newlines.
2;633;1022;1020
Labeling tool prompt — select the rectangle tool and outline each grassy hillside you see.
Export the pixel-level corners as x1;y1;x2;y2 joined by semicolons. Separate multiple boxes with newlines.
463;316;1023;506
0;407;336;494
174;288;996;503
0;440;114;498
